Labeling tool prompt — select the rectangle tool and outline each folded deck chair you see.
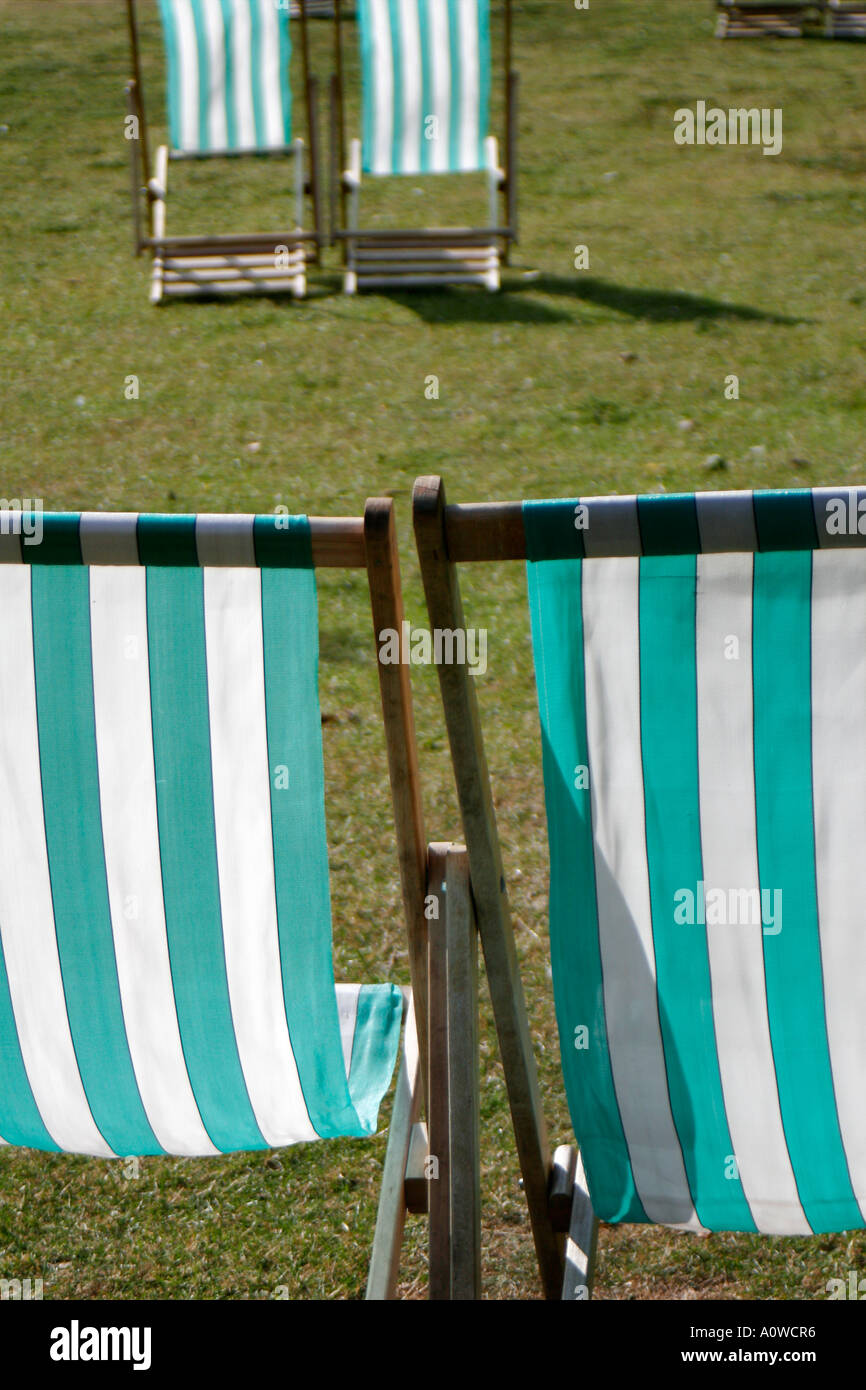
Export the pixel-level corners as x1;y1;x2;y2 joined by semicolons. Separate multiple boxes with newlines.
825;0;866;35
125;0;323;303
0;500;479;1300
715;1;823;35
415;476;866;1299
331;0;517;293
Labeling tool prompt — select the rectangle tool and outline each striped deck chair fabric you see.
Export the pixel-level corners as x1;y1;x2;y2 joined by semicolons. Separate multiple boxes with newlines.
715;2;823;37
157;0;293;154
358;0;491;176
525;486;866;1237
0;512;401;1158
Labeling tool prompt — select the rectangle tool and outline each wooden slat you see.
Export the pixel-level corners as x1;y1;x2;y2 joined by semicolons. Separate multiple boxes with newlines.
363;500;430;1106
334;227;514;243
147;232;319;251
562;1150;599;1301
427;844;451;1300
444;500;526;562
446;846;481;1300
413;475;564;1301
366;990;422;1300
309;516;366;568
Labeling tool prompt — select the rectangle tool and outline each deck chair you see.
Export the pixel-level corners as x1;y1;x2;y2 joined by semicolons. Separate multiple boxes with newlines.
415;475;866;1299
0;499;479;1300
825;1;866;35
125;0;323;303
715;1;823;35
331;0;517;294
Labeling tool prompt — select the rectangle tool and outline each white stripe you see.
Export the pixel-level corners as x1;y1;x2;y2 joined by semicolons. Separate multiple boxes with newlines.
811;550;866;1220
582;496;641;558
80;514;140;567
582;558;699;1228
812;486;866;550
201;0;229;150
427;0;451;172
230;0;256;149
336;984;361;1080
398;0;423;173
203;568;318;1146
695;553;809;1235
0;569;113;1157
457;0;481;170
89;568;219;1158
195;515;256;567
368;0;394;174
173;0;201;151
0;520;23;564
695;491;758;554
256;0;284;149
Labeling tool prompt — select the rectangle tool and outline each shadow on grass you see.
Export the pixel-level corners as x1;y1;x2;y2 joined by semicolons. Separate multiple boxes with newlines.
389;274;806;326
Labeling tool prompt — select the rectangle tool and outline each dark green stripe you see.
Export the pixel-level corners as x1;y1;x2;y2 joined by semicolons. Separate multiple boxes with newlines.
219;0;237;149
146;567;264;1153
639;555;755;1231
525;544;645;1223
26;514;81;566
32;568;161;1156
136;515;198;567
637;494;700;556
261;566;369;1138
347;985;403;1133
252;514;313;568
249;0;265;148
475;0;491;166
752;550;860;1232
359;0;376;171
754;490;818;552
388;0;404;173
277;0;292;145
523;499;586;561
0;933;59;1150
158;0;183;150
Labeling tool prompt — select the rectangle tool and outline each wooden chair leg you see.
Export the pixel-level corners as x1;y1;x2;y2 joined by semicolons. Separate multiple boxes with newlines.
366;990;422;1300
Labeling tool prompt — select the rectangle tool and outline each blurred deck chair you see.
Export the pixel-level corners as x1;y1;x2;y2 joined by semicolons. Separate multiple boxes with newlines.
825;1;866;35
0;499;479;1300
715;1;823;35
125;0;323;303
331;0;517;293
415;476;866;1299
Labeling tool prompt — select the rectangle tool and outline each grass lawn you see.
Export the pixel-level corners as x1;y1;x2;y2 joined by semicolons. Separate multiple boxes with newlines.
0;0;864;1299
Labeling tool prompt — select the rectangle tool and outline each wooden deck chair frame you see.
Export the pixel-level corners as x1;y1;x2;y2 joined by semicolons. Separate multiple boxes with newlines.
824;0;866;36
124;0;324;303
715;1;823;37
415;473;866;1300
0;498;480;1301
330;0;518;294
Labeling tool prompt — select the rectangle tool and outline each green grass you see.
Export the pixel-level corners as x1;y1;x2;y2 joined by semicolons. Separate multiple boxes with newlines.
0;0;865;1300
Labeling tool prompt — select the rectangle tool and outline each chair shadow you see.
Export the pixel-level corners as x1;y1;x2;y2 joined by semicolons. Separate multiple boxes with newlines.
391;273;805;326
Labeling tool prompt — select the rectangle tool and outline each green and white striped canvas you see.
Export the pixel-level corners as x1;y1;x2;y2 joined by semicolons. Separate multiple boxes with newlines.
0;512;401;1158
358;0;491;175
526;487;866;1236
157;0;293;154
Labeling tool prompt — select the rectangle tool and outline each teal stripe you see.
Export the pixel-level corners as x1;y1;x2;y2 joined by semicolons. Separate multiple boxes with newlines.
359;0;376;172
137;515;198;566
277;1;292;145
447;0;461;171
0;934;59;1150
639;555;755;1231
252;513;313;567
26;514;81;566
261;566;374;1138
638;494;700;556
752;551;860;1233
32;568;161;1157
524;499;586;562
754;490;818;552
219;0;237;149
347;985;403;1132
388;0;404;173
146;568;264;1153
475;0;491;166
524;530;645;1223
190;0;211;151
419;0;433;172
249;0;265;149
158;0;183;150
